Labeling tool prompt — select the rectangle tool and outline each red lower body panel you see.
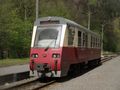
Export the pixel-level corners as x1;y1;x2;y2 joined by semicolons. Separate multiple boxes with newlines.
29;47;101;77
62;47;101;64
30;48;62;71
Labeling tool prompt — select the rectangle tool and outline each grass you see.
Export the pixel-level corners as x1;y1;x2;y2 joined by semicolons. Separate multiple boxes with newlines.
103;51;115;55
0;58;29;67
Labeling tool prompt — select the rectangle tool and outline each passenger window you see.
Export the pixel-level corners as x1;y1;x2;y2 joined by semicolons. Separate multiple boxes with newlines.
93;37;95;48
85;34;88;48
83;33;87;47
91;36;93;48
68;26;75;46
99;39;101;48
78;31;81;46
96;38;98;47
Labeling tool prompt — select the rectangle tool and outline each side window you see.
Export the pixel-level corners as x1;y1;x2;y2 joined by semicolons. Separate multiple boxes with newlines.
83;33;88;47
99;38;101;48
83;33;85;47
85;34;88;48
96;38;98;48
96;38;99;48
94;37;95;48
68;26;75;46
91;36;100;48
93;37;95;48
91;36;92;48
78;31;81;47
97;38;99;48
91;36;93;48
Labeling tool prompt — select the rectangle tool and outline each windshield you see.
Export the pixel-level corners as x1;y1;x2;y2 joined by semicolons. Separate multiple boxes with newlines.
34;25;61;48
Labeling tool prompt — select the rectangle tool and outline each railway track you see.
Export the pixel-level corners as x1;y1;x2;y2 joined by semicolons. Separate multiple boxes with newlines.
0;77;56;90
0;54;118;90
101;54;118;63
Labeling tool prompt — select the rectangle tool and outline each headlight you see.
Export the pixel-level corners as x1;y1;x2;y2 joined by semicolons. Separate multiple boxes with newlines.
52;54;60;58
31;54;39;58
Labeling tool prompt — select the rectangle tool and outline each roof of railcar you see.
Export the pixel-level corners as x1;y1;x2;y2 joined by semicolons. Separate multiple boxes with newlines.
35;16;100;37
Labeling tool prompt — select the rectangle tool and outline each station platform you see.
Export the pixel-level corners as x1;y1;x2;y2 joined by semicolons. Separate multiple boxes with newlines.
42;56;120;90
0;64;29;76
0;64;29;85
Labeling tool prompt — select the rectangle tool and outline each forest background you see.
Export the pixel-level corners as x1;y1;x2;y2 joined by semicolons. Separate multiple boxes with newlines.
0;0;120;59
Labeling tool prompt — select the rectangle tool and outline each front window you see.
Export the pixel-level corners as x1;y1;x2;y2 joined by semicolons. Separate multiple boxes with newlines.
34;25;61;48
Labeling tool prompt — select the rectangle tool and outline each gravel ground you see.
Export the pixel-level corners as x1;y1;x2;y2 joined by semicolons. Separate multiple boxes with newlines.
41;56;120;90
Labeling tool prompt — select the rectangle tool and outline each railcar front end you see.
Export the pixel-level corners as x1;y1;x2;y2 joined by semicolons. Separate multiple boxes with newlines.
30;18;66;77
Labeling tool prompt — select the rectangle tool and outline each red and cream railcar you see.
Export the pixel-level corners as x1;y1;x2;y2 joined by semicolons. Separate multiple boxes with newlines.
29;17;101;77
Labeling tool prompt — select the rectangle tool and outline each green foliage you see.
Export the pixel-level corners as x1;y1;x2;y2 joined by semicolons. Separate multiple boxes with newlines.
0;58;29;67
8;10;32;58
0;0;120;59
88;0;97;6
12;0;36;21
0;0;32;58
113;18;120;52
0;0;13;58
40;0;72;19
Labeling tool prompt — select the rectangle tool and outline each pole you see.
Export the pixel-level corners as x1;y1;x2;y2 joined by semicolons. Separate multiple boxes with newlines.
36;0;39;20
88;11;91;30
25;8;27;20
101;24;104;54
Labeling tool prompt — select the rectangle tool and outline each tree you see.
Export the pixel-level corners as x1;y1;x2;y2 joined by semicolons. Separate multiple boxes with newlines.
40;0;72;19
1;0;120;59
0;0;13;58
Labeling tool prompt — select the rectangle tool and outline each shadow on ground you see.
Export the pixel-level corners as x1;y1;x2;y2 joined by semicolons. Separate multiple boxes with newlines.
38;64;101;83
55;65;101;82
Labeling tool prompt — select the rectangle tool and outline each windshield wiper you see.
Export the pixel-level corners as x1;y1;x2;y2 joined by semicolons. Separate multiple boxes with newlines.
44;40;55;51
